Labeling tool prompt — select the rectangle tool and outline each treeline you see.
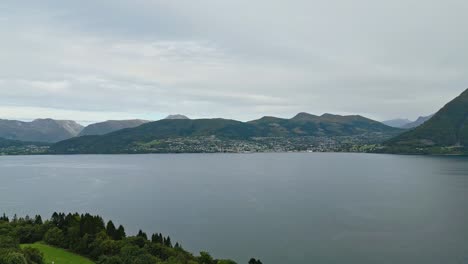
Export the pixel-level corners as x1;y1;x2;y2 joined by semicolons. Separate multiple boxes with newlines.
0;213;262;264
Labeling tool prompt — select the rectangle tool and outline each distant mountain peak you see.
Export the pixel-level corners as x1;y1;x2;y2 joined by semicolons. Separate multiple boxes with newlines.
291;112;318;120
401;114;434;129
164;114;189;120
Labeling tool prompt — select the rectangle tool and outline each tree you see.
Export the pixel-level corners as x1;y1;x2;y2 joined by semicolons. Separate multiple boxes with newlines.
137;230;148;240
249;258;263;264
44;227;65;247
164;236;172;248
115;225;126;240
97;256;123;264
199;252;214;264
33;215;43;225
14;225;34;243
0;213;9;222
106;221;117;239
0;235;19;249
152;233;163;244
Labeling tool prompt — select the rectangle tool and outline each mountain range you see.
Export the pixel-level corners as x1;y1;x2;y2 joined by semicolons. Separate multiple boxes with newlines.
0;119;83;143
2;94;466;155
49;113;402;154
402;115;433;129
382;115;433;129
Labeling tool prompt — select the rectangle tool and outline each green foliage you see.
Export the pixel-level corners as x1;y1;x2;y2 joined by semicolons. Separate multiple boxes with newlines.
1;213;241;264
198;252;214;264
21;243;93;264
248;259;263;264
217;260;237;264
21;247;44;264
44;227;65;247
0;252;27;264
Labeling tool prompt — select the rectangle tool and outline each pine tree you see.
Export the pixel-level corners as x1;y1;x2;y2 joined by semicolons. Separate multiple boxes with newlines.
137;230;148;240
151;233;159;243
34;215;43;225
165;236;172;248
0;213;9;222
116;225;126;240
106;220;117;239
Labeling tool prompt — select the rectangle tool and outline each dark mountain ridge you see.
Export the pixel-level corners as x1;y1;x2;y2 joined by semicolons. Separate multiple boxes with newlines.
79;119;150;136
51;113;401;154
384;88;468;154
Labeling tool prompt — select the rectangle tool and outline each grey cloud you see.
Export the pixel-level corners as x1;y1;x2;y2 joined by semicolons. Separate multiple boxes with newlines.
0;0;467;122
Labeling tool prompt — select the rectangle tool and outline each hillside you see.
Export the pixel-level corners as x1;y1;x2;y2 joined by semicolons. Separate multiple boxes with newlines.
0;137;49;148
79;119;150;136
0;119;83;143
384;89;468;154
51;114;401;154
20;243;94;264
249;113;400;137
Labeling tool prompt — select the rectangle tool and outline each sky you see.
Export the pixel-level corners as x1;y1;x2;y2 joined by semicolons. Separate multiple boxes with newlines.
1;0;467;124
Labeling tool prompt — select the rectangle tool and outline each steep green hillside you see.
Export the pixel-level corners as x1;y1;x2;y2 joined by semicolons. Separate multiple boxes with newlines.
384;89;468;154
0;137;47;148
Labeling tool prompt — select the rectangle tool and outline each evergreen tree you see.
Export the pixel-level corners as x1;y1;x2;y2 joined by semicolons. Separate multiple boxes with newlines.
137;230;148;240
0;213;8;222
151;233;159;243
116;225;126;240
199;252;214;264
106;220;117;239
34;215;43;225
249;258;263;264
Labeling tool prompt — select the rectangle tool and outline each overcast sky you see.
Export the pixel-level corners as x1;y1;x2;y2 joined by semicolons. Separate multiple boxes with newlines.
1;0;467;124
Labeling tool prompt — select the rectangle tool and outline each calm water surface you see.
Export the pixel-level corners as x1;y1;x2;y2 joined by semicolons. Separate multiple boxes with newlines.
1;153;468;264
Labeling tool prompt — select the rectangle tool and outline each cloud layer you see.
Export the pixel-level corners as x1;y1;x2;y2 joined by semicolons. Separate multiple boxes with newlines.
1;0;467;123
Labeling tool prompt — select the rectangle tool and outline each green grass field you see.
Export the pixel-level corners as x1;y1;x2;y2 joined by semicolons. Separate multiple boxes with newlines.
20;243;94;264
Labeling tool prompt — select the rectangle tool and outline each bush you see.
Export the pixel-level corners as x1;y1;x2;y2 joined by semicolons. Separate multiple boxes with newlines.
22;247;44;264
0;252;27;264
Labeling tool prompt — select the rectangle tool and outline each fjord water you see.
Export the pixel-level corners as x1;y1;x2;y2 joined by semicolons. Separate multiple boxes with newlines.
1;153;468;264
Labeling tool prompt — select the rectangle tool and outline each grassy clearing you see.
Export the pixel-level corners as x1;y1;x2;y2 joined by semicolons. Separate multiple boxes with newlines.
20;243;94;264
